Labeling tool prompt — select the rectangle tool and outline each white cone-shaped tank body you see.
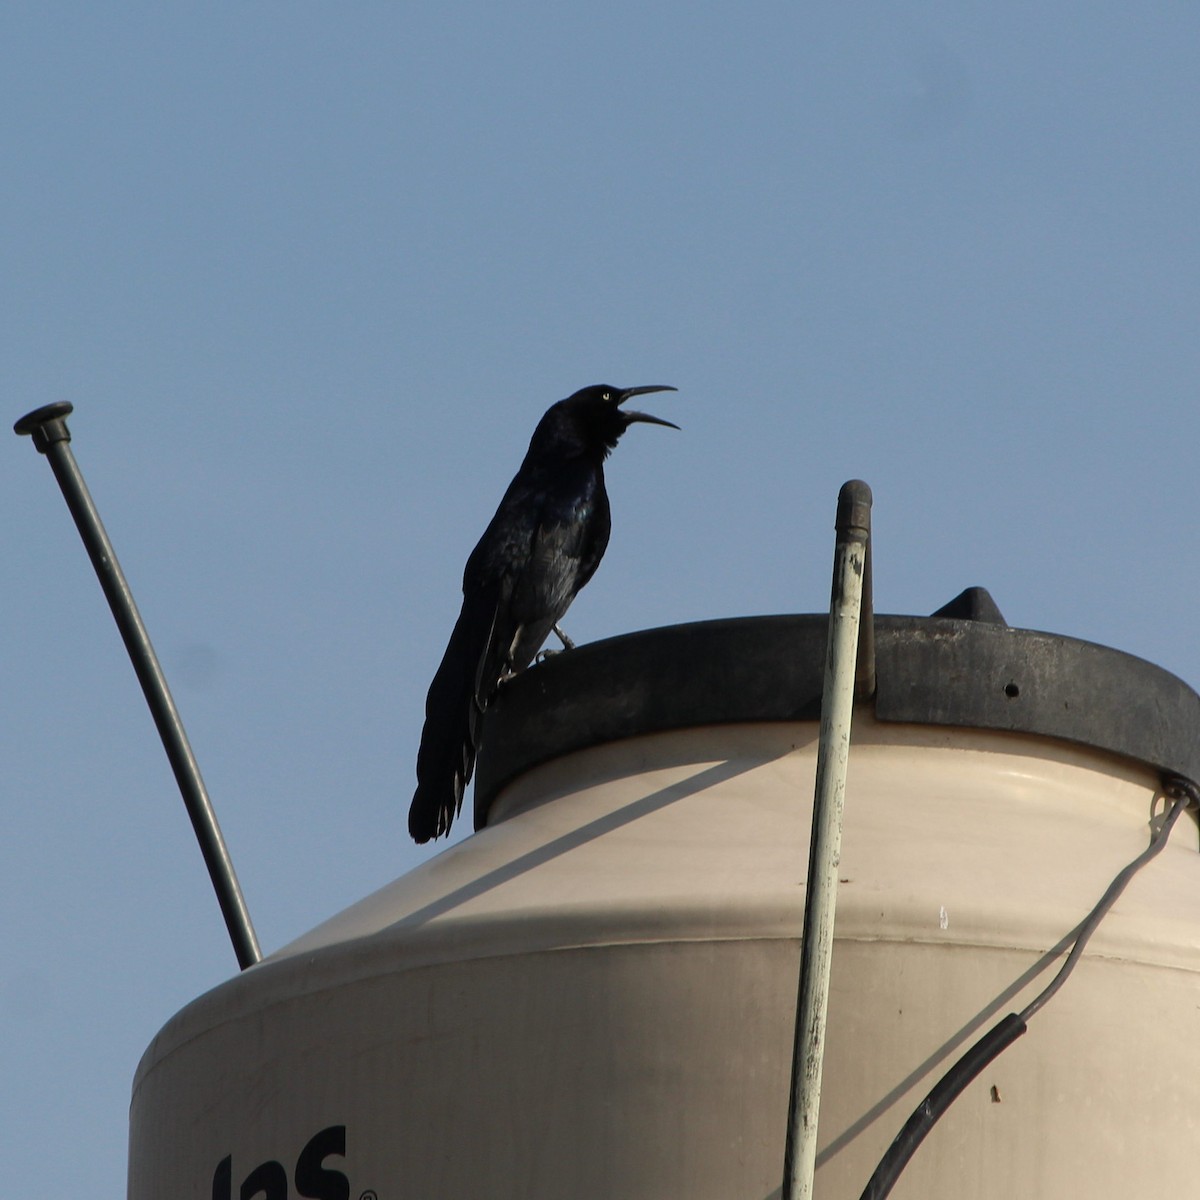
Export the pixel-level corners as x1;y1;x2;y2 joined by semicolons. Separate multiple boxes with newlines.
128;617;1200;1198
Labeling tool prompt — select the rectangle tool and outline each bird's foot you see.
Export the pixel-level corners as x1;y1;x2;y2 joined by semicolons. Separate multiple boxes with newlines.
536;623;577;664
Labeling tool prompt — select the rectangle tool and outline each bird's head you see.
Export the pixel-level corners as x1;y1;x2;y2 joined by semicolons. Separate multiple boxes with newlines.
553;384;679;456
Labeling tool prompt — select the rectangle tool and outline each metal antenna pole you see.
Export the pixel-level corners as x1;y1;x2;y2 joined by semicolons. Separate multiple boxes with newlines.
782;479;872;1199
14;402;262;970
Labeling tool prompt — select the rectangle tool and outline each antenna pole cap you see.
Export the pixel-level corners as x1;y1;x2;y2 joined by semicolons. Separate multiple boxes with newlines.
14;402;74;454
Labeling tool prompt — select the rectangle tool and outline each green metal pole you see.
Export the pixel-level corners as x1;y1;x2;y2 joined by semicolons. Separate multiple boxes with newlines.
14;402;262;970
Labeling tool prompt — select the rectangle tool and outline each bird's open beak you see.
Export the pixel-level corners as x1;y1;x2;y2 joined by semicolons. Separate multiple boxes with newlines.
618;385;680;430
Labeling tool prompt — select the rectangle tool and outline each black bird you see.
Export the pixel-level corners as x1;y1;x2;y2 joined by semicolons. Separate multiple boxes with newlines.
408;384;679;843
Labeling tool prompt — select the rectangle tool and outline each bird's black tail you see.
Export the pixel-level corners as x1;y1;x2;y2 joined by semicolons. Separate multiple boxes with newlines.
409;587;501;843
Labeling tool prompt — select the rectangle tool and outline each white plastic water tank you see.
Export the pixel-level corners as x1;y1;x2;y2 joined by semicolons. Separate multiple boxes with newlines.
128;613;1200;1199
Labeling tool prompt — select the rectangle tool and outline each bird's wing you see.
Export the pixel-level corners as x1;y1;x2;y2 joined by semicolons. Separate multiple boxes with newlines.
505;480;609;671
454;461;606;731
518;514;593;617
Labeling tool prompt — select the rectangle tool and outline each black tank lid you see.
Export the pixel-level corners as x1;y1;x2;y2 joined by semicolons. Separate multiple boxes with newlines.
474;602;1200;829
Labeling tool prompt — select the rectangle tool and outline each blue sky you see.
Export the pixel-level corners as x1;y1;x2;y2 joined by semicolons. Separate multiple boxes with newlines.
4;4;1200;1194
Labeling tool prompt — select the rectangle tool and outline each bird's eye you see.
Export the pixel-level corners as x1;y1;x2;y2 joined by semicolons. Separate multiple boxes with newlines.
601;392;611;401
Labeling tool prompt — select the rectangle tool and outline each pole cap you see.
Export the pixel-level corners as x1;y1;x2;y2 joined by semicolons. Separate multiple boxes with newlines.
836;479;873;539
14;402;74;453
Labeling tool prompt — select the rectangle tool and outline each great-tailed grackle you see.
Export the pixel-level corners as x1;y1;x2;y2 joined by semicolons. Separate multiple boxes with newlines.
408;384;679;843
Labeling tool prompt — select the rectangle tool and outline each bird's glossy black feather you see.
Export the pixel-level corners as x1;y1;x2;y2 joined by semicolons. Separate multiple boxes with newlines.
408;384;676;843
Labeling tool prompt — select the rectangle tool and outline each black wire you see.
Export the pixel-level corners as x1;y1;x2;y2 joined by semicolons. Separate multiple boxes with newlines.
858;778;1195;1200
858;1013;1028;1200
